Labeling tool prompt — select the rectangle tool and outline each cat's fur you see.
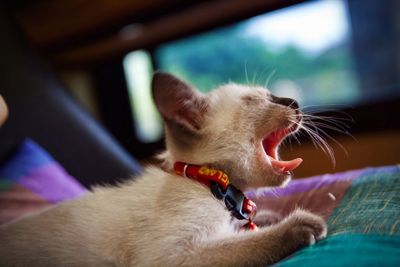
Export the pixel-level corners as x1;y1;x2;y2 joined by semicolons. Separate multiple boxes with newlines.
0;72;327;266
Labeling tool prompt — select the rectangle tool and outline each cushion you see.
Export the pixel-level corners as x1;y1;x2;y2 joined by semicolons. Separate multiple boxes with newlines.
0;139;87;224
247;165;400;266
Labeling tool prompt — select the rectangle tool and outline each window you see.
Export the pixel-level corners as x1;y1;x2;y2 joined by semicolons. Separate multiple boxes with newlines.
155;0;358;107
123;0;400;144
123;50;162;143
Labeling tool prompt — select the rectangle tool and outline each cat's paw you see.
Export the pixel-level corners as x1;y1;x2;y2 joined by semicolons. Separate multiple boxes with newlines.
279;209;327;250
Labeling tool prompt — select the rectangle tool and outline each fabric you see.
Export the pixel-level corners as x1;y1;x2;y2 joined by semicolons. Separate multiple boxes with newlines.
0;139;87;224
1;140;398;265
247;165;400;266
276;234;400;267
328;167;400;236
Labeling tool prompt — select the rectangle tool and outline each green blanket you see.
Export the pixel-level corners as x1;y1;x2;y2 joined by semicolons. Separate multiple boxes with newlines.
269;165;400;266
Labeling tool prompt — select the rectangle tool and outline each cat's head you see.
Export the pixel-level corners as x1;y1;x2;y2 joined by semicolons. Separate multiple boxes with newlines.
152;72;303;190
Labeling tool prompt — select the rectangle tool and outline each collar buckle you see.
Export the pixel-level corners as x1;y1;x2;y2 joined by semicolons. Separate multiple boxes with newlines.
173;161;258;230
210;182;257;221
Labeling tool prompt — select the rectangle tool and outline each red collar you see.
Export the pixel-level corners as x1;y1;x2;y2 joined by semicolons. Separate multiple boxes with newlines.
173;161;258;231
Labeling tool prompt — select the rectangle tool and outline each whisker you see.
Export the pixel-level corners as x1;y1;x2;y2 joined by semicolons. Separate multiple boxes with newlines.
264;69;276;88
244;61;249;84
301;103;353;110
301;114;354;124
288;119;319;149
290;119;337;166
304;120;349;135
305;122;349;157
251;69;258;86
306;127;336;166
303;109;354;120
302;117;357;142
288;105;355;167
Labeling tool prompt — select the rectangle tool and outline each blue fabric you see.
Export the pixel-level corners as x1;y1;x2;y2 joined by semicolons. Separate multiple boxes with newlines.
0;139;53;183
276;234;400;267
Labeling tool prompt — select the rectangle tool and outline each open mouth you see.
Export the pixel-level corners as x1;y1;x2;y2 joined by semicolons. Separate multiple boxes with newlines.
262;123;303;174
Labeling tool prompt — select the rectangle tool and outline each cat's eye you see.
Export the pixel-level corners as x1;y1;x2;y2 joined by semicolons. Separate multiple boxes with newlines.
241;95;265;105
241;95;256;103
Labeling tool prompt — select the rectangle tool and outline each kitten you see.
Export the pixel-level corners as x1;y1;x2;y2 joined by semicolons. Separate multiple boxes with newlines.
0;72;326;266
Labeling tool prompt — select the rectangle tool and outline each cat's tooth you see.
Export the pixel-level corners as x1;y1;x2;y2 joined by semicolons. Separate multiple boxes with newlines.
271;158;303;172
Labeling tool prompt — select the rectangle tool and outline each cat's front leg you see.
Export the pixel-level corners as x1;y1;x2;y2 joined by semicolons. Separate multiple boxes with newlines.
252;209;283;227
183;209;327;267
233;209;282;231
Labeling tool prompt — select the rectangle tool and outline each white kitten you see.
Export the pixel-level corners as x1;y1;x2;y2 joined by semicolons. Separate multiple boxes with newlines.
0;72;326;266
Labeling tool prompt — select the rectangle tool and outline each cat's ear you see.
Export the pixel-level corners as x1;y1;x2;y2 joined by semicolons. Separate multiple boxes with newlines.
152;72;208;131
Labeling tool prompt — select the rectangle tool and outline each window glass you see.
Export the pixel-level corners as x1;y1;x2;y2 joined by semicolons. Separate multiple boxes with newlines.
123;50;162;143
155;0;359;107
124;0;400;143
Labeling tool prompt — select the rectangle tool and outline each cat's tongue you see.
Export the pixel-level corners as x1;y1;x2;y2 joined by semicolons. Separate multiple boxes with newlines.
270;157;303;173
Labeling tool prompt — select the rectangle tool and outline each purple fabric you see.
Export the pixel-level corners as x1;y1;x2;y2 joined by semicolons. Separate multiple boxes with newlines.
247;169;363;198
247;165;400;198
18;163;87;203
0;139;88;223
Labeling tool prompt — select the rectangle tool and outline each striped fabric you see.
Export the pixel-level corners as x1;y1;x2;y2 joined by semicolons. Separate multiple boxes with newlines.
0;139;87;224
328;167;400;237
0;139;399;265
249;165;400;266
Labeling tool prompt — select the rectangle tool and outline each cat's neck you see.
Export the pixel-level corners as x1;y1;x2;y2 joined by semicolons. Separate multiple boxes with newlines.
158;149;250;191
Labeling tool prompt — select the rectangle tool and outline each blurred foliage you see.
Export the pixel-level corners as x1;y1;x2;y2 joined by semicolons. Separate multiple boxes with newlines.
155;22;359;106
